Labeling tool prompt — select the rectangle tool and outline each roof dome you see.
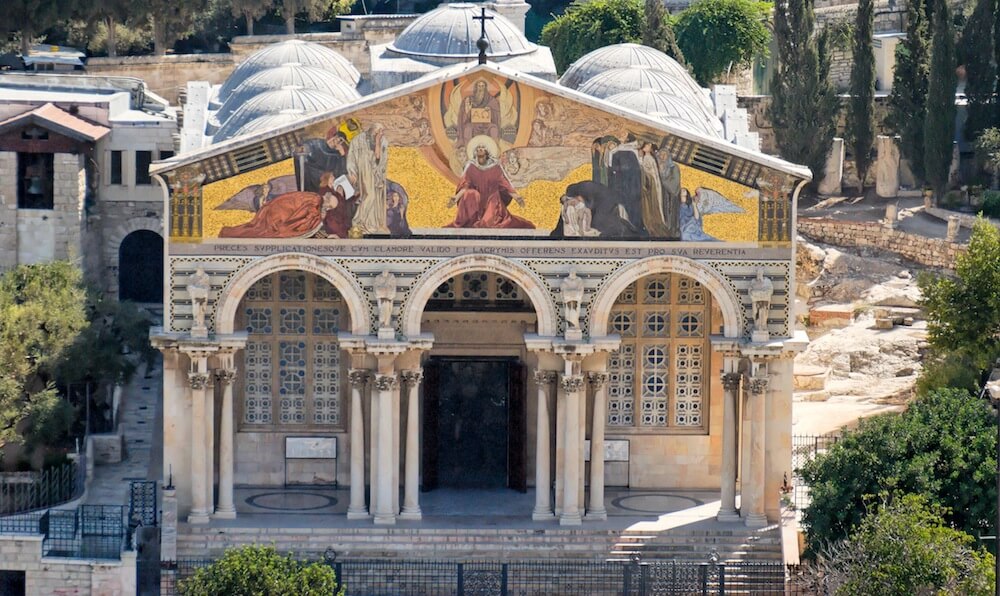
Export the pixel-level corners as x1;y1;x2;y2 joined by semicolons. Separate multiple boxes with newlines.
218;40;360;102
216;63;360;121
217;109;307;142
606;90;723;137
214;86;345;141
560;44;698;94
389;4;536;58
577;67;696;100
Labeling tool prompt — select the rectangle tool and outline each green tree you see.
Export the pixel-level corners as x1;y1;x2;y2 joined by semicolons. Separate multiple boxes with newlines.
846;0;875;190
144;0;210;55
642;0;684;64
923;0;957;199
231;0;273;35
674;0;771;86
540;0;645;73
0;0;67;54
963;0;996;143
802;495;995;595
799;387;997;554
179;546;343;596
767;0;839;185
280;0;353;34
976;127;1000;188
886;0;930;183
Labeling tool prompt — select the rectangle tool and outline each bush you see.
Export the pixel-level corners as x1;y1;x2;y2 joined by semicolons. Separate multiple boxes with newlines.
540;0;645;72
23;389;76;451
981;191;1000;218
674;0;771;85
179;545;343;596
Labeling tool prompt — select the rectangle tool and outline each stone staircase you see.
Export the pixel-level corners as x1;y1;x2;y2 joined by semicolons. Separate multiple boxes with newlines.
608;525;782;562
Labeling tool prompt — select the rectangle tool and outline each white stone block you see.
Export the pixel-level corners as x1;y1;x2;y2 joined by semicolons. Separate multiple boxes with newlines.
875;135;900;198
818;138;845;196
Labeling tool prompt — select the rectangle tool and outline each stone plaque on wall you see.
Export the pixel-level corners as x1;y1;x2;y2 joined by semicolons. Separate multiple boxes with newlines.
285;437;337;459
583;439;629;462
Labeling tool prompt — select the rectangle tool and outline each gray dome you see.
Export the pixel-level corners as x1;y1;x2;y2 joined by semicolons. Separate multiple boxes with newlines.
217;110;307;142
218;40;360;102
647;113;722;138
560;44;698;95
216;63;360;121
606;91;723;138
389;3;536;58
578;67;696;100
214;86;345;141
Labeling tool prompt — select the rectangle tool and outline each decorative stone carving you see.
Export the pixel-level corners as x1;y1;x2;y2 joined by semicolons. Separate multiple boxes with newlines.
348;369;371;387
401;370;423;386
560;374;585;393
748;268;774;342
373;270;397;335
748;376;769;395
187;372;210;390
187;268;211;338
586;371;610;389
214;368;237;385
373;374;399;392
721;372;741;392
560;269;585;339
533;370;558;385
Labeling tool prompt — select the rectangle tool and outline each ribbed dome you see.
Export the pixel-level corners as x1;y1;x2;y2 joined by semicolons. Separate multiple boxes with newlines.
216;109;307;142
647;113;722;138
578;67;695;100
607;91;722;138
218;40;360;102
560;44;697;94
388;3;536;58
214;86;345;141
216;63;361;121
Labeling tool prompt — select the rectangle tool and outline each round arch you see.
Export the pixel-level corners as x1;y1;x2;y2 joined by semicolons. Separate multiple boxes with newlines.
118;230;164;302
214;253;371;336
589;256;744;339
104;216;163;262
402;254;560;338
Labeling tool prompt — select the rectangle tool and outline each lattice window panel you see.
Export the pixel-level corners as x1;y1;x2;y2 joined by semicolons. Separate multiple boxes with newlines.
461;273;489;300
312;341;340;424
279;273;307;300
674;343;703;426
313;278;341;301
278;341;306;424
243;341;272;424
245;276;272;301
432;278;456;300
495;276;522;301
244;308;272;334
607;344;635;427
427;273;528;309
279;308;306;334
640;345;669;426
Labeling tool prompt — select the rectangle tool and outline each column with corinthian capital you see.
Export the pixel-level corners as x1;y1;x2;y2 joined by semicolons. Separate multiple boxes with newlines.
347;369;371;519
400;369;423;520
532;370;556;520
586;371;610;520
373;373;399;525
718;370;742;522
187;367;211;524
560;374;585;526
745;374;769;528
214;365;238;519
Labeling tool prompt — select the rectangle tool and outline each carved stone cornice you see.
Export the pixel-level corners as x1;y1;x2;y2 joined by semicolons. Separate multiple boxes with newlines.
533;370;558;385
188;372;211;391
214;368;237;386
348;369;371;387
586;372;610;389
748;376;769;395
721;372;742;392
373;374;399;392
560;374;585;393
400;370;423;386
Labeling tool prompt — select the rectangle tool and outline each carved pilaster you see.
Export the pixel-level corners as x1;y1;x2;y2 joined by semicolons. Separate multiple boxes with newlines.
400;370;423;386
373;374;399;392
214;369;237;386
748;376;769;395
533;370;558;385
586;371;610;389
348;369;371;387
188;372;210;390
721;372;742;392
560;375;585;393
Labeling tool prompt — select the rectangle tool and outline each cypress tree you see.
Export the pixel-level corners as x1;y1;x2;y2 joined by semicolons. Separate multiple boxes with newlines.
962;0;996;141
923;0;957;198
886;0;930;183
643;0;685;64
847;0;875;190
768;0;839;185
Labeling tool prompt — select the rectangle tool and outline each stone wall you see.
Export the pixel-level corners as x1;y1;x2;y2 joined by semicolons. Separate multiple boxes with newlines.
0;152;18;271
86;55;235;105
0;535;136;595
798;217;967;269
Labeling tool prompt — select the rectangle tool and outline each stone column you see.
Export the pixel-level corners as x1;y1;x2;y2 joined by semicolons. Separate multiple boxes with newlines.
204;373;215;517
586;372;610;520
187;368;211;524
745;375;769;528
213;367;237;519
718;371;742;522
818;138;844;196
560;374;585;526
373;373;399;525
400;369;423;520
554;385;565;516
347;369;371;519
532;371;556;520
875;135;900;199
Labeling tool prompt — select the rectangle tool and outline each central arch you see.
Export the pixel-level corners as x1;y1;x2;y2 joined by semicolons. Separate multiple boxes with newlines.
402;254;560;337
214;253;371;336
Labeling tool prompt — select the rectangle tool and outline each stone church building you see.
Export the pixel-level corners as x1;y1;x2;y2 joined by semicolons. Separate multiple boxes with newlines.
150;34;809;531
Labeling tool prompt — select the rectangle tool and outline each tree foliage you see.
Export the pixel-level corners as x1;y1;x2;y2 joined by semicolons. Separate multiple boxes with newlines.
231;0;273;35
886;0;930;183
179;546;343;596
674;0;770;86
642;0;684;64
846;0;875;189
280;0;353;34
768;0;839;186
801;495;995;595
540;0;645;73
923;0;957;198
799;387;997;555
0;0;68;54
963;0;995;142
975;127;1000;188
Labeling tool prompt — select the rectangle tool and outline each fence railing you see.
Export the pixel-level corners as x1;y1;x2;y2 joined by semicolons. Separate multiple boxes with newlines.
791;433;843;512
0;459;85;516
0;504;126;561
155;558;792;596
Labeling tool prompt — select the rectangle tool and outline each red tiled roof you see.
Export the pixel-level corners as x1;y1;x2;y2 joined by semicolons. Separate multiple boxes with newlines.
0;102;109;142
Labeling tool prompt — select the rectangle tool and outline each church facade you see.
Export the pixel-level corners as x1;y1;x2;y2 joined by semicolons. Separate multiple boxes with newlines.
151;62;809;528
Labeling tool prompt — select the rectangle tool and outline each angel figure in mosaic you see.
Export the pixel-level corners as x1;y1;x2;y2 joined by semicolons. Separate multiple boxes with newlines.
678;187;744;242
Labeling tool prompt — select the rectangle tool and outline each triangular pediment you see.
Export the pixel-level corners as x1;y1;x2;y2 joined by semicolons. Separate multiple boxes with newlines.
0;103;109;143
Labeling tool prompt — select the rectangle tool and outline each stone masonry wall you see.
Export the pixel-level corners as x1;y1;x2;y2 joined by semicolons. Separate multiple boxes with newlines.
86;55;235;105
0;152;17;271
53;152;87;262
798;217;967;269
0;535;136;595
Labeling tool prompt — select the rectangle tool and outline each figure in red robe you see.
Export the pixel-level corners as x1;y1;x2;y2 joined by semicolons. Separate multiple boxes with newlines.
445;140;534;230
219;190;331;238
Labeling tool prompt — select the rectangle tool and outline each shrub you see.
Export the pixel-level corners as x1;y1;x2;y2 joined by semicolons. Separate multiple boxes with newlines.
179;545;343;596
981;191;1000;218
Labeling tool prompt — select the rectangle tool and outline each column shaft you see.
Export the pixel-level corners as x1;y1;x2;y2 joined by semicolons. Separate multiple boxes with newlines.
347;370;370;519
187;370;210;524
205;380;215;516
586;372;610;520
400;370;422;520
746;376;769;527
373;374;398;525
560;375;584;526
718;371;741;522
554;388;565;516
532;371;555;520
215;369;237;519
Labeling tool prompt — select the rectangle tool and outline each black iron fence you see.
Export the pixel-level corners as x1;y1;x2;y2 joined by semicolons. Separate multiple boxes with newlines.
129;480;158;527
0;504;126;560
154;558;790;596
0;459;85;515
790;433;842;512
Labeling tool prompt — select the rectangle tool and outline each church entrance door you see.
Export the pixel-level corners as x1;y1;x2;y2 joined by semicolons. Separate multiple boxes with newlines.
422;357;526;491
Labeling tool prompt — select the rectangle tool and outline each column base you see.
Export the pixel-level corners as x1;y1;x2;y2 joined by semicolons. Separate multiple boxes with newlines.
187;512;210;525
532;509;556;521
745;513;768;528
213;508;237;520
373;513;397;525
559;512;582;526
584;510;607;521
717;508;741;522
346;508;371;520
399;508;422;521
